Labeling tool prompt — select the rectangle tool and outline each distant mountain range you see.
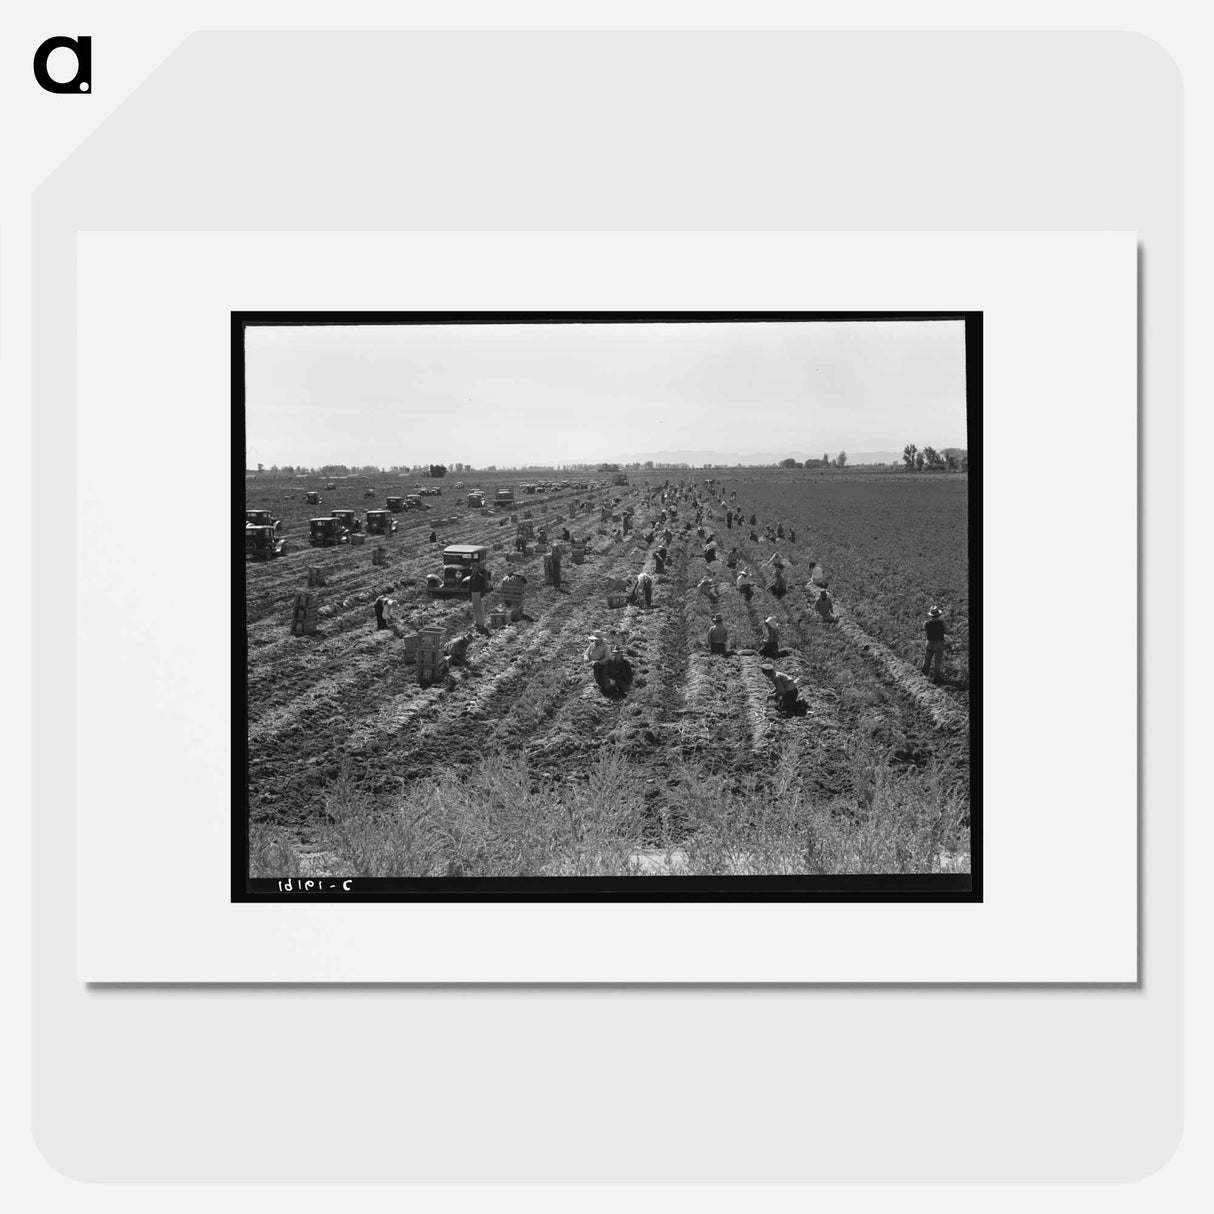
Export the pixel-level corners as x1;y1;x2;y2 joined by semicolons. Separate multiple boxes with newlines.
610;449;907;466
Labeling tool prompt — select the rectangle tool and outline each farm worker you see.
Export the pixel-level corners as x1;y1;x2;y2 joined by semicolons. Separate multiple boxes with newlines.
767;552;785;570
726;510;733;529
750;513;757;526
653;550;666;575
550;543;563;590
606;646;634;696
469;565;489;632
760;616;780;658
922;605;948;680
585;633;611;692
749;529;759;543
726;547;738;569
789;527;797;544
637;571;654;608
703;542;717;563
777;522;785;539
760;663;801;716
445;632;473;666
696;577;720;602
807;560;827;587
770;567;787;598
429;529;437;543
736;570;754;602
708;614;729;656
373;593;393;630
815;588;838;623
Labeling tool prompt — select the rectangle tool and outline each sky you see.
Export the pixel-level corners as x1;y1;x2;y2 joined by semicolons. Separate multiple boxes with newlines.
244;319;969;468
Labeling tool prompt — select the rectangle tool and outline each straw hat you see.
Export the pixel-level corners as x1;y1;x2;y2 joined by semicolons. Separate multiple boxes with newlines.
712;613;723;622
929;605;943;617
759;662;775;674
764;616;777;627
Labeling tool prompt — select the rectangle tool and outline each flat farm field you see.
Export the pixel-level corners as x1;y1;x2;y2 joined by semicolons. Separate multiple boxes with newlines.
244;469;972;878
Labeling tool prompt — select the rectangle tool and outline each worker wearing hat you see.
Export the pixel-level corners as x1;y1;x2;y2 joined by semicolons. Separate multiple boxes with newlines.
760;616;780;658
584;632;611;692
922;605;947;680
708;613;729;656
736;568;754;602
759;662;801;716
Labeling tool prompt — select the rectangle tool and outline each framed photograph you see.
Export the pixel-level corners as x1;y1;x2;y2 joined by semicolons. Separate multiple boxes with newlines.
236;311;980;902
76;229;1134;981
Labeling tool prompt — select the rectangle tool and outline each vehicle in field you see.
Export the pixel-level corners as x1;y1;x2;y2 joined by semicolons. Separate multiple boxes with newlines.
364;488;376;498
426;544;493;598
523;484;536;495
245;508;282;533
245;523;286;560
386;495;405;512
405;494;424;510
419;486;442;497
366;509;396;536
330;509;361;533
308;517;345;547
612;474;629;486
494;488;515;508
467;490;485;508
305;491;322;505
324;483;336;491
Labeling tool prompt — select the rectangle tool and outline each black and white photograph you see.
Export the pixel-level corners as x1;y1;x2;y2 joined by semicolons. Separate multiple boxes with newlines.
237;312;978;898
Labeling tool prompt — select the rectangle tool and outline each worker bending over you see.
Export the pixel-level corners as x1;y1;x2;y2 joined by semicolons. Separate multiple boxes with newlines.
585;633;611;692
814;588;838;623
760;663;803;717
708;613;729;655
736;569;754;602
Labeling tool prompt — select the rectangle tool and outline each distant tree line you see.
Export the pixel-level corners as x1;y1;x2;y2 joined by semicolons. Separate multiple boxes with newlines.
901;444;969;472
777;454;846;469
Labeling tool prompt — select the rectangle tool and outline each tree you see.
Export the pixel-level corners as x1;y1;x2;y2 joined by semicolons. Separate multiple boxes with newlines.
922;446;942;469
779;457;799;469
257;462;264;472
822;453;829;467
429;464;447;478
833;450;848;469
902;443;918;471
914;450;926;471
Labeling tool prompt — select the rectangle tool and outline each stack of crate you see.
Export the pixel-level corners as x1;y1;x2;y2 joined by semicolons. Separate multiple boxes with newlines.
417;628;447;687
307;567;326;587
372;547;386;566
291;592;319;636
571;543;586;565
500;581;525;620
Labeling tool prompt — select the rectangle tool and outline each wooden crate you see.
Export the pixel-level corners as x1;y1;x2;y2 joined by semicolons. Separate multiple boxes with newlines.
291;592;319;636
606;592;627;609
307;567;326;587
372;547;387;566
489;610;509;629
349;533;366;546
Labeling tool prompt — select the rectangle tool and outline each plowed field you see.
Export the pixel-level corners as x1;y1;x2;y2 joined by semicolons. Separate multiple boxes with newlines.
245;470;972;876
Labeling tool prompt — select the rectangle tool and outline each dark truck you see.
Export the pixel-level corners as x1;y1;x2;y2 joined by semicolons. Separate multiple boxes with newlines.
426;544;493;598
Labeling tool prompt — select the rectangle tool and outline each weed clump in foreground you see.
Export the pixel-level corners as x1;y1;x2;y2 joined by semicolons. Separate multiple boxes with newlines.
255;745;969;879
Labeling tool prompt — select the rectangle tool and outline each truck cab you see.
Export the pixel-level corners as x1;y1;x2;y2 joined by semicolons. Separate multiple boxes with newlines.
309;517;344;546
385;496;405;512
245;509;281;532
330;509;360;532
366;509;395;535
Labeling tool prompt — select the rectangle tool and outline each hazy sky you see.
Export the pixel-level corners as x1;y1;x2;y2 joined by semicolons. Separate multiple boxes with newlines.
244;319;969;467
